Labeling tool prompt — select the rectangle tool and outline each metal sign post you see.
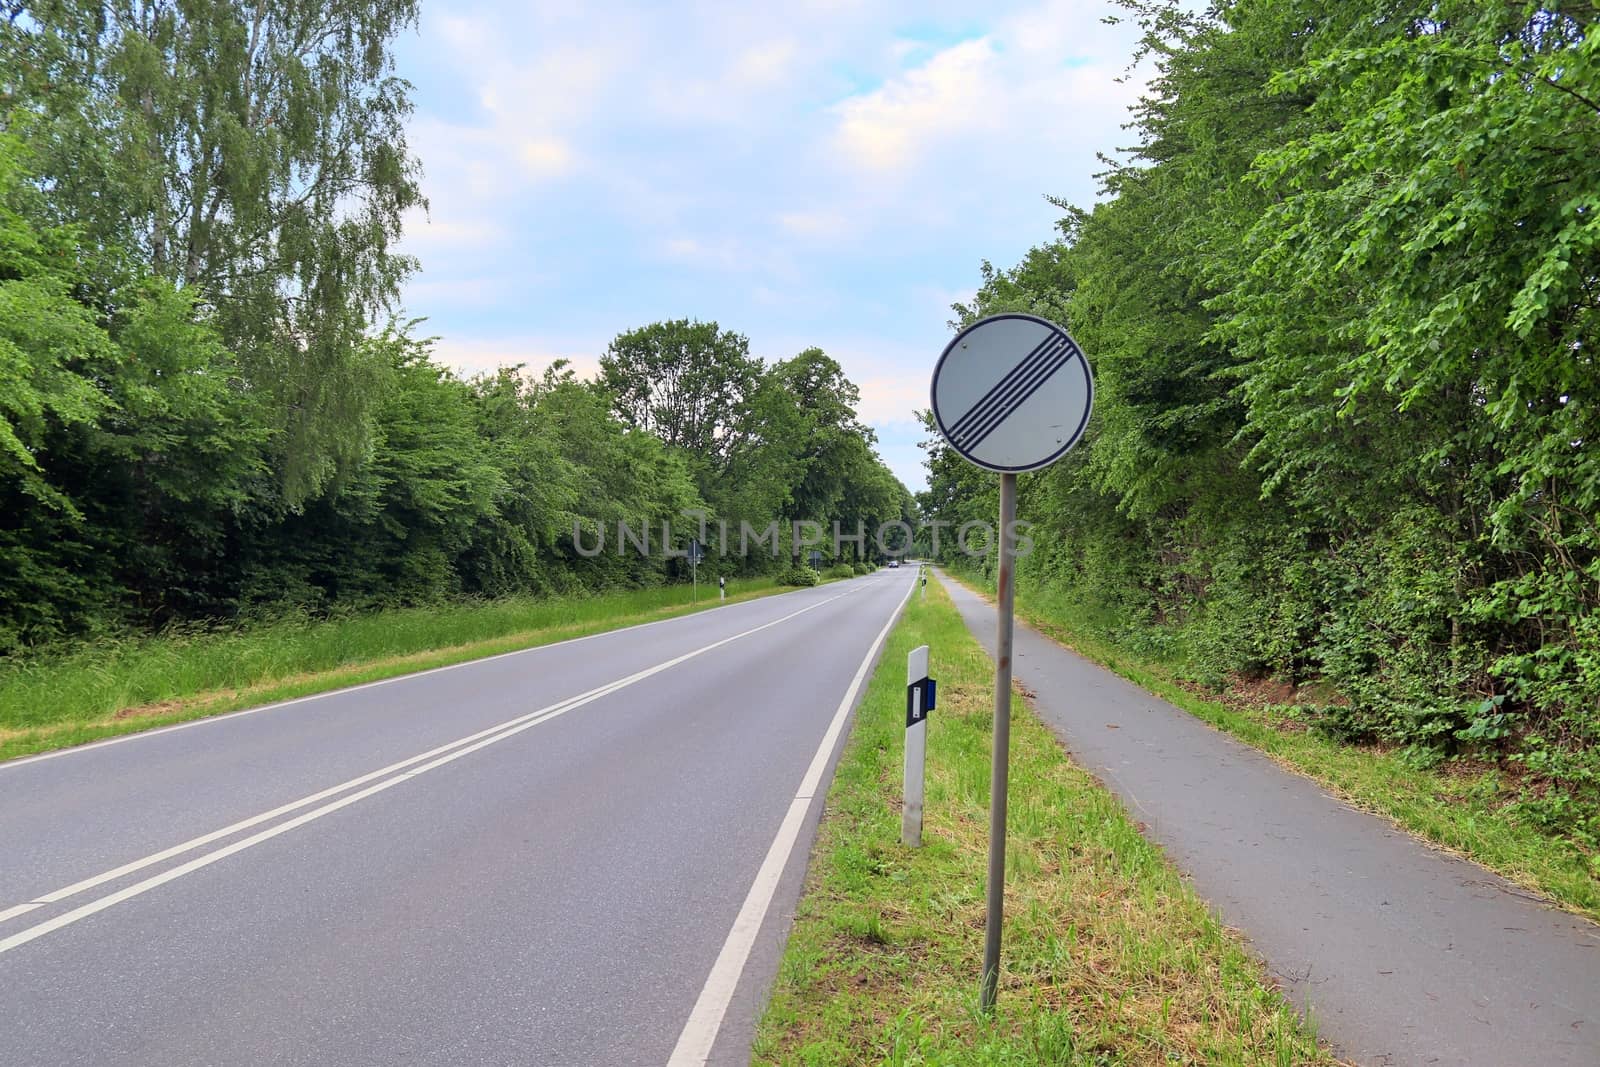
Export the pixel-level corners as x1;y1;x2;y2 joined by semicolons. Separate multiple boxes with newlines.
981;472;1017;1008
929;313;1093;1012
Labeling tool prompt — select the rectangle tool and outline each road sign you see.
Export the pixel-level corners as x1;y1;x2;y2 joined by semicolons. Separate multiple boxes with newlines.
928;313;1092;1012
808;549;822;569
930;313;1093;473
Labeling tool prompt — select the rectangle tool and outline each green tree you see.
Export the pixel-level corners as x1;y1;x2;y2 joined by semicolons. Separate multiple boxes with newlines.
2;0;425;500
599;319;762;464
770;347;872;525
0;132;266;641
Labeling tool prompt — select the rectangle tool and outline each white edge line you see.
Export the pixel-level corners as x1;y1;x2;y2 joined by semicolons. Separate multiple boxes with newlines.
1;578;870;773
666;573;916;1066
0;584;870;949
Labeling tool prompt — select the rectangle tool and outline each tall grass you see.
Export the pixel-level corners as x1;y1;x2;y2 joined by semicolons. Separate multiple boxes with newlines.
0;579;778;744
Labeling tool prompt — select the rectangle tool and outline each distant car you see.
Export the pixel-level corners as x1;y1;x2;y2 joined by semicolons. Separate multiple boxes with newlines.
888;560;900;568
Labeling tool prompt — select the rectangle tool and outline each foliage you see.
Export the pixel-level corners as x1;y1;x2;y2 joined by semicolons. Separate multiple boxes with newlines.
776;565;821;587
920;0;1600;849
2;0;425;501
0;109;906;654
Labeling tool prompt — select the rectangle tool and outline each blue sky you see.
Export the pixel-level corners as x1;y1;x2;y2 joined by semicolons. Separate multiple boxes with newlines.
391;1;1147;491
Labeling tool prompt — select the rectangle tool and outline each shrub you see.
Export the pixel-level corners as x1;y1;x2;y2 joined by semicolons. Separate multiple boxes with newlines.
777;566;821;587
827;564;856;579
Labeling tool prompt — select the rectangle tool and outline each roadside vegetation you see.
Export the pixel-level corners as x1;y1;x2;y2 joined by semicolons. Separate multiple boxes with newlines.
0;577;795;762
947;568;1600;922
755;579;1328;1066
918;1;1599;904
0;8;912;660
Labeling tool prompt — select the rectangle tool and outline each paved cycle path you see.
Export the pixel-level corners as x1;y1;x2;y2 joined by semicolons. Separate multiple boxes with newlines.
940;572;1599;1066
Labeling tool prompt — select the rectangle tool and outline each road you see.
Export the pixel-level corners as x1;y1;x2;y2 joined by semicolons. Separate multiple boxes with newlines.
0;569;915;1066
942;571;1600;1066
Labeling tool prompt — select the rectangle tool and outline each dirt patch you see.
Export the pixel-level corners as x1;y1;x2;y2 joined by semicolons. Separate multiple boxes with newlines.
1226;674;1297;707
113;699;184;722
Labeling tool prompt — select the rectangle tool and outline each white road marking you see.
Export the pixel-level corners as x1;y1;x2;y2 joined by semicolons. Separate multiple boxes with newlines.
0;901;43;924
0;580;856;773
0;584;869;955
667;574;916;1066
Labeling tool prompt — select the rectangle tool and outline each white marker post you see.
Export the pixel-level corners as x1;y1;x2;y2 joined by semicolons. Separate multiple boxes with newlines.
903;645;934;847
929;312;1093;1012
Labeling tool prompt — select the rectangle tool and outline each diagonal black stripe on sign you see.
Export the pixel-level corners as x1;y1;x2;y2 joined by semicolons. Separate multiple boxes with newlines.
952;343;1069;448
945;336;1062;443
947;337;1062;447
960;345;1076;451
952;341;1070;447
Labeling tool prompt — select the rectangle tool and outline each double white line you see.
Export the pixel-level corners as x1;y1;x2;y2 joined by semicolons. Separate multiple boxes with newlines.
0;584;865;958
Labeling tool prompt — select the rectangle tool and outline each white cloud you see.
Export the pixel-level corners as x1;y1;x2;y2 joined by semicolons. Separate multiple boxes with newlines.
659;235;804;282
731;39;798;87
833;37;998;172
518;136;577;177
776;210;850;238
393;0;1151;490
829;16;1144;182
660;237;748;271
404;276;517;309
397;211;501;254
856;374;930;428
429;336;601;380
433;12;494;56
475;43;630;127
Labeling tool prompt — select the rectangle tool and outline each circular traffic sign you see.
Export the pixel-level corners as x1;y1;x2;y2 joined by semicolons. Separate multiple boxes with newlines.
929;313;1093;473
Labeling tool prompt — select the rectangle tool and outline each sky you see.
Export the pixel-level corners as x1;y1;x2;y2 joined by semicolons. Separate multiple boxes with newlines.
391;1;1149;492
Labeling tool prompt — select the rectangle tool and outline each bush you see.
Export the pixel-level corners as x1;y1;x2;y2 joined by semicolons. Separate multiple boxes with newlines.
827;563;856;579
777;566;821;587
855;562;873;575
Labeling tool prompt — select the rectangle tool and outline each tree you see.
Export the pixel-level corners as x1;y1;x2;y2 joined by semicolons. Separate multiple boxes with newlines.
599;319;762;463
770;347;872;523
0;132;266;641
2;0;425;500
932;0;1600;844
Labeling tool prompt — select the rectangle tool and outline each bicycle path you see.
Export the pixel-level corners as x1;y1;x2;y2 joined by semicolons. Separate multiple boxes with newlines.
940;571;1599;1066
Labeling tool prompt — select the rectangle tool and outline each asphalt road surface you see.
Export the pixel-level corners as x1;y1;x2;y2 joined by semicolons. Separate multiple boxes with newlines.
941;571;1600;1066
0;569;915;1066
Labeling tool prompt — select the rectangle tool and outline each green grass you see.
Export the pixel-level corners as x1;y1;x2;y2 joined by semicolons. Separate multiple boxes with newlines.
945;569;1600;924
754;577;1328;1066
0;578;790;762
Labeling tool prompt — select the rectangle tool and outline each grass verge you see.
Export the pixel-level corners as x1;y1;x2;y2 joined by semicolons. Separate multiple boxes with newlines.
754;577;1328;1065
0;578;794;763
943;569;1600;924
